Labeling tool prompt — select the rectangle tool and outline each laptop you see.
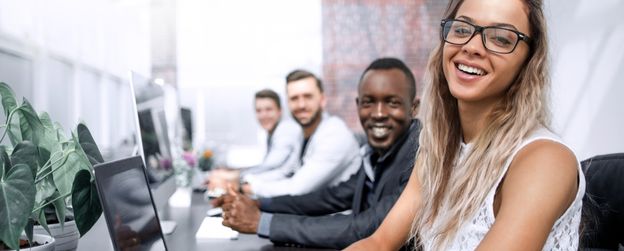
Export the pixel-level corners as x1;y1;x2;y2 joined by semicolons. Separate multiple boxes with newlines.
94;156;168;251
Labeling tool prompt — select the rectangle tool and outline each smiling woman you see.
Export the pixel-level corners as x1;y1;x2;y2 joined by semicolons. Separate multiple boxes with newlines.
344;0;584;250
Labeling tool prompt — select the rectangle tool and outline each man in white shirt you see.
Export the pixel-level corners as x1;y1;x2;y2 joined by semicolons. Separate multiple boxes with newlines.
207;89;301;190
241;70;361;197
241;89;301;176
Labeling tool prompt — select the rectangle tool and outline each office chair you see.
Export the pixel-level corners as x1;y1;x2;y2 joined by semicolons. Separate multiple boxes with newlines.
581;153;624;250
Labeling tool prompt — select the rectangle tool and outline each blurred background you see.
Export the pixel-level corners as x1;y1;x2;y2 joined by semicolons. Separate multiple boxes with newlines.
0;0;622;163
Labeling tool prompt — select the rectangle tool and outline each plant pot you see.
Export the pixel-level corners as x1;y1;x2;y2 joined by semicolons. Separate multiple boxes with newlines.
1;234;55;251
33;220;79;251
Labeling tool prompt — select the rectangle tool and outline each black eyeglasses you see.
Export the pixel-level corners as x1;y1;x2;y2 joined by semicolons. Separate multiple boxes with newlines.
440;19;531;54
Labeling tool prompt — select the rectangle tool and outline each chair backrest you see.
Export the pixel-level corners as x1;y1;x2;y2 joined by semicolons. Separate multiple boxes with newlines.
581;153;624;249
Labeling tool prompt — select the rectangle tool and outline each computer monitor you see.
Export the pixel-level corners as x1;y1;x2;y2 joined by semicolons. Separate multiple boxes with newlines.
94;156;168;251
180;107;193;150
137;110;162;165
129;72;173;179
136;99;173;166
127;71;178;214
129;72;147;165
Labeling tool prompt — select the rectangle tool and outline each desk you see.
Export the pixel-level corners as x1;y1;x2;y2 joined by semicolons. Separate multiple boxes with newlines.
78;189;336;251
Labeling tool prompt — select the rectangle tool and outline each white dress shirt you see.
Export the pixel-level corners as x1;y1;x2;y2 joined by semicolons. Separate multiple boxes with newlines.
245;113;361;197
241;119;302;177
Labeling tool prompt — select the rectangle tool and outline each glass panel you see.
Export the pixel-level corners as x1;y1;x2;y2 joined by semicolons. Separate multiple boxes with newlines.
77;68;102;143
0;50;32;100
43;57;73;132
0;50;33;145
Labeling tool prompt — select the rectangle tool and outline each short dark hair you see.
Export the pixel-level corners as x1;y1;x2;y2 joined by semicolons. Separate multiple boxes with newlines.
255;89;281;109
285;69;323;93
359;57;416;101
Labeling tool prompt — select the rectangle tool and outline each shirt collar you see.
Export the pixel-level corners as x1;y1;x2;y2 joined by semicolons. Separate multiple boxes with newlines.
362;119;418;182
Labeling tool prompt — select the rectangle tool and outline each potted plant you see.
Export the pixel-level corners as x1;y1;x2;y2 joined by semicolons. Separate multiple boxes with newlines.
0;83;104;250
1;234;55;251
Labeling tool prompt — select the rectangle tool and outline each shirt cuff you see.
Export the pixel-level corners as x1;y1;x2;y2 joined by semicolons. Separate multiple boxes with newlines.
257;213;273;238
258;197;272;211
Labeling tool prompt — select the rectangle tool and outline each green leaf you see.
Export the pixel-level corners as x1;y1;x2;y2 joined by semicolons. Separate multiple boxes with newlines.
71;169;101;236
33;147;56;213
7;99;44;147
77;123;104;166
10;141;38;179
0;83;17;118
7;111;23;146
38;112;54;130
36;208;50;235
52;140;90;196
36;147;51;176
37;112;62;155
50;190;66;229
24;218;34;244
54;122;68;144
0;163;36;250
0;146;9;180
16;98;44;146
33;170;55;215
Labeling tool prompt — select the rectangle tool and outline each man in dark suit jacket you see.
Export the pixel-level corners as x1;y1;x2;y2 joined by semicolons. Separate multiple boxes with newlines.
216;57;421;249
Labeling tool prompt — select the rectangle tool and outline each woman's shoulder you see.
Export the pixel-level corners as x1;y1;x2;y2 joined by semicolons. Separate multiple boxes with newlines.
480;132;584;251
512;127;579;176
502;130;580;217
513;138;578;175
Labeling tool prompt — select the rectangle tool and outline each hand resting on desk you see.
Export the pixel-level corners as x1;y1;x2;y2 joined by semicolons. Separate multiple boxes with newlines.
216;185;262;234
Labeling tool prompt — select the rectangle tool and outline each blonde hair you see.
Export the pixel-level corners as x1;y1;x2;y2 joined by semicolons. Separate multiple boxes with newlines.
410;0;550;249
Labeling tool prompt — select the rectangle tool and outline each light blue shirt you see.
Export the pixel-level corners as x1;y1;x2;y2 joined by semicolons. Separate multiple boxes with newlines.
245;113;361;197
241;119;302;177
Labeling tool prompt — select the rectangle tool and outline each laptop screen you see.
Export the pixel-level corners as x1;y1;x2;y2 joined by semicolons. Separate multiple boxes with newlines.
94;156;168;251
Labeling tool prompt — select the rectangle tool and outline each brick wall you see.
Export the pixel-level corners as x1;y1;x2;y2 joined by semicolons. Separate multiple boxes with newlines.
321;0;449;131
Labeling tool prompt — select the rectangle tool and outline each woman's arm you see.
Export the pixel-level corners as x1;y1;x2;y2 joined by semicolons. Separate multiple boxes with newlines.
476;140;579;251
345;166;422;251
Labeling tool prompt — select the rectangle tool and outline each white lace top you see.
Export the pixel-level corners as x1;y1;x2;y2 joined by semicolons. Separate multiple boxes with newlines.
422;128;586;251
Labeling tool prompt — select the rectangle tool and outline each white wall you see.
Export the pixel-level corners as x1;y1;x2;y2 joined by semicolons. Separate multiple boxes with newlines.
177;0;322;148
547;0;624;160
0;0;151;155
177;0;624;161
2;0;620;161
0;0;151;77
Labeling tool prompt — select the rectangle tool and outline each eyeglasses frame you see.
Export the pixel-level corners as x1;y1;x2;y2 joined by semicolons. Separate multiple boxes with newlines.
440;18;531;54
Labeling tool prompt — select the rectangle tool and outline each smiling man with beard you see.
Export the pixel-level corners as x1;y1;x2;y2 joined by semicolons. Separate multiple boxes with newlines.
216;58;421;249
240;69;362;198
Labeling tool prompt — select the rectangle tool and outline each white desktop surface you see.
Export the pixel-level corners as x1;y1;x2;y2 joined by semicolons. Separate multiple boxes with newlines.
77;180;339;251
78;171;336;251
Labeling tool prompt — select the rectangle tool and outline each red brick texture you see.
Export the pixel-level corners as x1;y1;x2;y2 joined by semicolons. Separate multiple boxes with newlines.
321;0;449;131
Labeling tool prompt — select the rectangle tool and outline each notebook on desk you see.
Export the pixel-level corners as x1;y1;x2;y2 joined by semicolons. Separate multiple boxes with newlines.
94;156;169;251
195;217;239;240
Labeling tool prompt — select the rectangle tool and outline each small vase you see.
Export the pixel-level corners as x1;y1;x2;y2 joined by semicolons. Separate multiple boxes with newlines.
173;158;194;188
